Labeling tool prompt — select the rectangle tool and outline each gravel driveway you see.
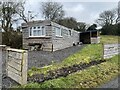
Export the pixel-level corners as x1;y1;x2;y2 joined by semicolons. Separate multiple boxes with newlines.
28;45;85;69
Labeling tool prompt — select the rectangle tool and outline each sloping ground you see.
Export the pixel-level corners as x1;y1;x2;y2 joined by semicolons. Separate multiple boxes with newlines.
3;35;120;88
2;45;85;88
100;35;119;44
18;55;119;88
28;60;106;83
98;76;119;88
28;44;103;77
28;45;85;69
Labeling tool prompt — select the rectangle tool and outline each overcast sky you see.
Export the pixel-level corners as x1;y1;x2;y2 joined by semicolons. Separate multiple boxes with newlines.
25;0;119;26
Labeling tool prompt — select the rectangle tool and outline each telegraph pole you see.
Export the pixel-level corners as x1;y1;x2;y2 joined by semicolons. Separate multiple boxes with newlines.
28;11;32;22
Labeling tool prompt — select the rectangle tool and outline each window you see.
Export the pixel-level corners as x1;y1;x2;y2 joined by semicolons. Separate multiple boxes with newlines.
63;29;68;35
38;27;40;29
29;27;32;36
33;27;36;29
55;27;62;36
29;26;46;37
68;30;72;36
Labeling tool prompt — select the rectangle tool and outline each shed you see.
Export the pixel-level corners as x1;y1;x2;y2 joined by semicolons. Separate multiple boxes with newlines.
80;30;100;44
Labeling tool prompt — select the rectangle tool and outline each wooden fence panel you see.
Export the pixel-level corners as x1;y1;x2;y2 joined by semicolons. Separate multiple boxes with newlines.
6;48;28;85
103;44;120;59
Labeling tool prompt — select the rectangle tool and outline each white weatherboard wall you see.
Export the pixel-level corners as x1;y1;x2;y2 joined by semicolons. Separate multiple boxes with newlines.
6;48;28;85
104;44;120;59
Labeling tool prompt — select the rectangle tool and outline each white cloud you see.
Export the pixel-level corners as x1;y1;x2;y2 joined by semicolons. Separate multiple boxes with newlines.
24;1;118;24
64;4;84;18
26;0;119;2
64;4;84;12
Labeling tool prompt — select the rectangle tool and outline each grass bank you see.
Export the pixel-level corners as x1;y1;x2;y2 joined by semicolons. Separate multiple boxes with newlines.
100;35;119;44
13;35;119;88
17;55;119;88
28;44;103;77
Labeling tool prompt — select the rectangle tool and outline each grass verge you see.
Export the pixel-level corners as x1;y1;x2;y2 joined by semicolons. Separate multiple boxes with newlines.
28;44;103;77
100;35;120;44
16;55;119;88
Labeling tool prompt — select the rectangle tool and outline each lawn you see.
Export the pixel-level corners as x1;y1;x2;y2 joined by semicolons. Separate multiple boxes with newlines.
15;35;119;88
28;44;103;77
17;55;119;88
100;35;120;44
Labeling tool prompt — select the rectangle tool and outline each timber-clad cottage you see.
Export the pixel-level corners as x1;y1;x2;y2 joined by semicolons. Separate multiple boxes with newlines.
22;20;80;51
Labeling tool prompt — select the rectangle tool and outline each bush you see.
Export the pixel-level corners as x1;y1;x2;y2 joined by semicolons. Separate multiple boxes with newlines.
2;31;22;49
101;24;120;36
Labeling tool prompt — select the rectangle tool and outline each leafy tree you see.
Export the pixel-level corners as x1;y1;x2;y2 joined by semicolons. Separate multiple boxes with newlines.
2;30;22;49
57;17;77;29
77;22;87;31
57;17;87;31
40;2;65;21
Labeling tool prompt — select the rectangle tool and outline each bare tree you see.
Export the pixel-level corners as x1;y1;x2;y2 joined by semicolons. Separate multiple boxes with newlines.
16;1;38;23
0;1;38;32
116;1;120;23
96;10;116;26
0;2;17;32
40;2;65;21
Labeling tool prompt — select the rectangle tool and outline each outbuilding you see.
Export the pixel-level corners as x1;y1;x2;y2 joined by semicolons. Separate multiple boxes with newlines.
80;30;100;44
22;20;80;51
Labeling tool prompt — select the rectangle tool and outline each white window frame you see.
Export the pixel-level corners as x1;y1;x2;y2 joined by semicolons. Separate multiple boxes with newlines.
68;30;72;36
29;26;46;37
55;27;62;37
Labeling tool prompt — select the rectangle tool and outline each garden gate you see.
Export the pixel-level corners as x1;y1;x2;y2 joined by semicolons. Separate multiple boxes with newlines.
6;48;28;85
103;44;120;59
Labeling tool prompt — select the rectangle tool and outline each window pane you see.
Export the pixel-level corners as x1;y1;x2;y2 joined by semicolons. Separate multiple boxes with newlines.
42;26;45;35
38;27;40;29
55;27;61;36
33;30;37;36
33;27;36;29
38;30;42;36
29;28;32;36
69;30;71;36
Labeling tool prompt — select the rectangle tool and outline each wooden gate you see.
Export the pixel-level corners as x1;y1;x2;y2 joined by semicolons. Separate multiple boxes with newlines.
6;48;28;85
103;44;120;59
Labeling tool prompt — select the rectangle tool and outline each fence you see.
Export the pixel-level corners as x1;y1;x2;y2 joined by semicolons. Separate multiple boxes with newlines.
6;48;28;85
0;46;2;89
103;44;120;59
0;45;6;89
